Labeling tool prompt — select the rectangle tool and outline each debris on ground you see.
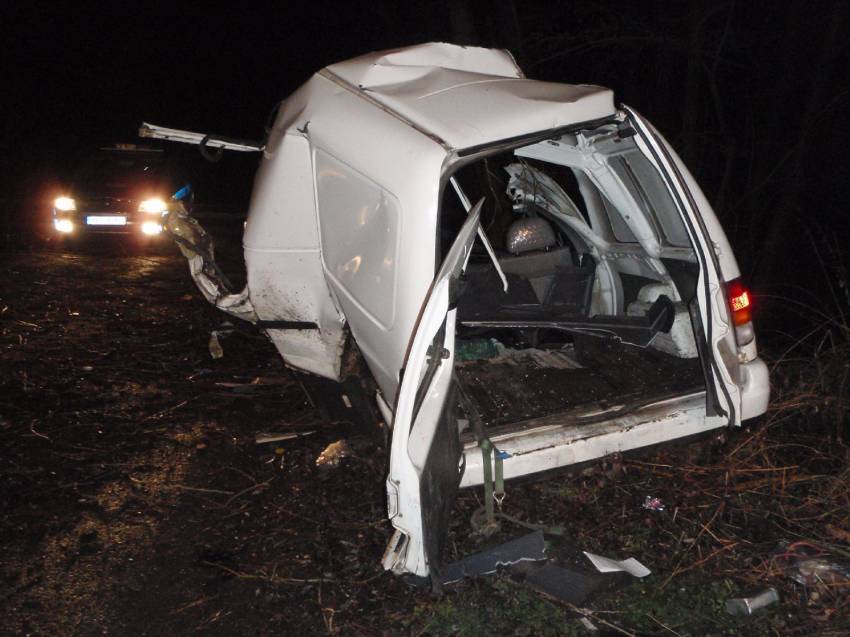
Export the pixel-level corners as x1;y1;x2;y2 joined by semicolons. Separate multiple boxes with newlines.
208;330;227;358
216;376;290;390
315;439;352;467
790;557;850;587
773;541;850;588
264;446;286;470
523;562;602;605
442;530;547;584
207;322;234;359
582;551;651;578
578;617;598;632
642;495;665;511
455;338;501;362
725;588;780;615
3;249;848;635
255;430;315;444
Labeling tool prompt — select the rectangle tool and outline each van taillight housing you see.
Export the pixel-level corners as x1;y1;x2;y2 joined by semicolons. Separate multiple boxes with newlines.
727;278;754;345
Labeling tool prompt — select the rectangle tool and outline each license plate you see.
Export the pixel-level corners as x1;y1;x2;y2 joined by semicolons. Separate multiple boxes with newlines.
86;215;126;226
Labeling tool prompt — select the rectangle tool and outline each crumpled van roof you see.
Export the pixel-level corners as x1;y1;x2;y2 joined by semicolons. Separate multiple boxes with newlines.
280;42;616;153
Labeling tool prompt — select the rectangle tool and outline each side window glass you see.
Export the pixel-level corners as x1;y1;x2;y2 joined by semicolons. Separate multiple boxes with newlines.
601;193;638;243
623;153;692;247
315;150;400;329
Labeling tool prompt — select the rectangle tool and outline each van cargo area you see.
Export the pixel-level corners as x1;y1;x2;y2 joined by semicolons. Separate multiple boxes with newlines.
455;333;704;439
440;124;710;478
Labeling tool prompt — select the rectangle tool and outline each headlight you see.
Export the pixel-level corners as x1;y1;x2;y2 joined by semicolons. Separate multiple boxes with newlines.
54;196;76;211
138;198;167;214
54;218;74;233
141;221;162;235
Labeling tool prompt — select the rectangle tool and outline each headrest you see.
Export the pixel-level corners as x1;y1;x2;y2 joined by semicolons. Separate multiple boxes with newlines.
506;217;557;254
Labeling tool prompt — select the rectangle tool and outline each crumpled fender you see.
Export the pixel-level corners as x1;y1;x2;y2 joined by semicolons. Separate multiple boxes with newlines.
164;203;258;324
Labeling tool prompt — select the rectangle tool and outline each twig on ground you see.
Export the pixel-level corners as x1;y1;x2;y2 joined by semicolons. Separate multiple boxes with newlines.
170;484;235;496
530;587;637;637
171;595;218;615
221;477;274;508
143;399;190;421
648;613;684;636
201;560;333;585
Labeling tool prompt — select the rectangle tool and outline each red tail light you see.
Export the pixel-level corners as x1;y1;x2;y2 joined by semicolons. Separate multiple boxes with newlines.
727;278;752;326
727;278;755;346
726;279;753;325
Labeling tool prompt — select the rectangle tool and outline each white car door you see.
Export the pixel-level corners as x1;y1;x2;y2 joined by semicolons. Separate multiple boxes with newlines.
382;200;482;583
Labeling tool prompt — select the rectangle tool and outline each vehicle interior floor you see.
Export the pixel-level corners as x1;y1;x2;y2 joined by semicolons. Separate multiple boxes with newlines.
455;334;705;438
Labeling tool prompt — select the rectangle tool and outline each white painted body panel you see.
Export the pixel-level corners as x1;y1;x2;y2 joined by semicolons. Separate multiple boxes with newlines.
384;204;482;578
627;109;769;425
245;72;447;395
301;81;446;399
244;133;346;379
324;43;614;152
244;43;619;402
460;392;720;488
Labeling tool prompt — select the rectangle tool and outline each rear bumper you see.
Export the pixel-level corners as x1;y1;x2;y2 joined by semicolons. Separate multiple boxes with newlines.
460;391;719;488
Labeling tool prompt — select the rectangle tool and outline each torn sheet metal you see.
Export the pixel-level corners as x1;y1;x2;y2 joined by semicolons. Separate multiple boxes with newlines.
164;203;257;323
139;122;263;152
583;551;650;578
442;530;547;584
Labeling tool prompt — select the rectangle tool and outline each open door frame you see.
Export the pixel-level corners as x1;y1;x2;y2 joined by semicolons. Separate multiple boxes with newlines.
382;200;483;583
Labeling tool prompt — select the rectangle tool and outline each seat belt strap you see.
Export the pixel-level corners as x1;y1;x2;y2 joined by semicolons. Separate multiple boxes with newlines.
480;438;495;526
493;447;505;506
458;383;506;532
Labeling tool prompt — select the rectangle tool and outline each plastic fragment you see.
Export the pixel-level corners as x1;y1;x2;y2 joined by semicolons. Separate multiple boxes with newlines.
772;540;850;587
642;495;665;511
208;331;225;359
725;588;779;615
579;618;598;632
788;557;850;587
583;551;651;578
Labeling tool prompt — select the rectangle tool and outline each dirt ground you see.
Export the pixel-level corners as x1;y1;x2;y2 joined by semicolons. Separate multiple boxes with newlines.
1;240;848;636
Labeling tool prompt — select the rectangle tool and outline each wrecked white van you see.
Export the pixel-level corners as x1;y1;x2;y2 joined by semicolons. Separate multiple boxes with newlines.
141;43;769;584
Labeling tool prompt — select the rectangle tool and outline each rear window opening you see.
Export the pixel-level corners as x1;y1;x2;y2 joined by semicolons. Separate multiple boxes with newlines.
439;124;706;437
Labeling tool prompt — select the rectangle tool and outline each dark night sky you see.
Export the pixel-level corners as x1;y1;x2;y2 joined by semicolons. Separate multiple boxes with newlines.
2;3;455;211
5;3;450;149
3;1;850;299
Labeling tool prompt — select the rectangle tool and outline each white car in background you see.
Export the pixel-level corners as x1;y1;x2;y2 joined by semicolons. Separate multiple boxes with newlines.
142;43;769;585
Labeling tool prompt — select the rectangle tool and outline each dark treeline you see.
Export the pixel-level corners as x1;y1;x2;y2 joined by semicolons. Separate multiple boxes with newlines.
4;1;848;329
453;1;850;326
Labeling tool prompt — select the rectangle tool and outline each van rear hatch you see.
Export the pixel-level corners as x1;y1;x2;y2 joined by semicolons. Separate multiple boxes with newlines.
384;111;762;582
